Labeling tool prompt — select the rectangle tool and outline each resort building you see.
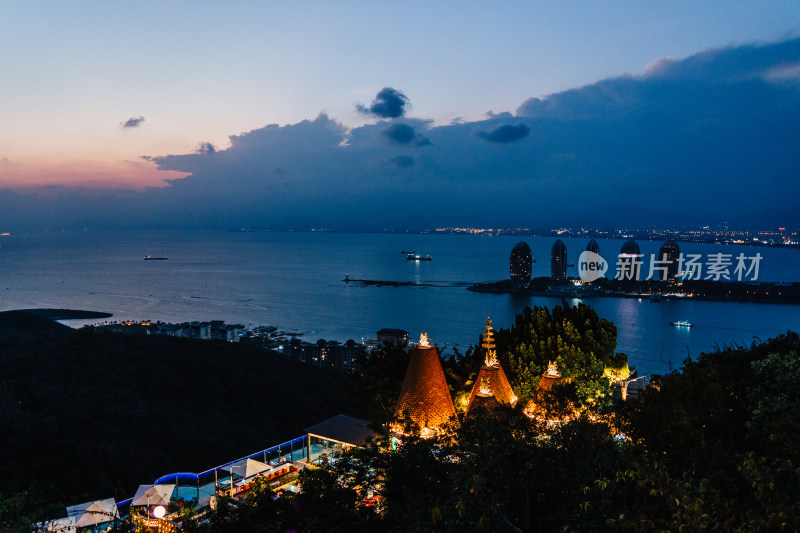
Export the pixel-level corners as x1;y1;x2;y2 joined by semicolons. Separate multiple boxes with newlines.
551;239;568;281
284;338;364;370
304;414;377;465
376;328;409;348
465;318;517;415
509;241;533;289
393;333;456;437
657;239;681;281
586;239;600;256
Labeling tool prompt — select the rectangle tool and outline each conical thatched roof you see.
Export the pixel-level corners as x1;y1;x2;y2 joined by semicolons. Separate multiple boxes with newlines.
466;365;518;415
393;333;456;436
524;362;574;422
466;318;518;415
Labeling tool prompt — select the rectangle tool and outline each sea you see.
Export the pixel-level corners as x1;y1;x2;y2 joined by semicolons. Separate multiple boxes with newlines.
1;229;798;377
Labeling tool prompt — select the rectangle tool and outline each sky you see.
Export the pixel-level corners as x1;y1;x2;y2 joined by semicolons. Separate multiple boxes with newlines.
1;1;799;229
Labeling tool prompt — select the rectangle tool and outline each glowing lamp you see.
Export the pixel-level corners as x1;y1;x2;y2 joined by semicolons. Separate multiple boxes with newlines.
152;506;166;519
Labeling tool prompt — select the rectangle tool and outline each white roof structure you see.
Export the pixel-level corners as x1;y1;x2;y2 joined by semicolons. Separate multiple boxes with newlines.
131;484;176;506
221;458;270;480
33;517;76;533
65;498;119;528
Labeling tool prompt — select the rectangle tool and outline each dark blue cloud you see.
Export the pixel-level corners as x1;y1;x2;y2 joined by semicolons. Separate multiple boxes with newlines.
476;123;531;143
382;123;414;143
382;123;432;146
122;116;145;128
356;87;410;118
196;142;216;154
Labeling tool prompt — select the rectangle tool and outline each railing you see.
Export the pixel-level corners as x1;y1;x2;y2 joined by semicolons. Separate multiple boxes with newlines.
131;513;182;532
152;435;309;503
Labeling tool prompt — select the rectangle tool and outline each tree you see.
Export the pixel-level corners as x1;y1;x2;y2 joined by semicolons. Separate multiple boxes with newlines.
494;302;625;410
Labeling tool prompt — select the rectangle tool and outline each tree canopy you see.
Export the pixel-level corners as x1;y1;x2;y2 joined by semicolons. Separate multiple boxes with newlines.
177;331;799;532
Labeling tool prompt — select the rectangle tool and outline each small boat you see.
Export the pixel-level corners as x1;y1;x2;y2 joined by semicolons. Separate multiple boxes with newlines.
670;320;692;327
144;254;168;261
406;253;431;261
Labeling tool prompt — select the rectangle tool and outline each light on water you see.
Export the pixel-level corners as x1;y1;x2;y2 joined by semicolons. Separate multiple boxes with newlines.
1;229;798;376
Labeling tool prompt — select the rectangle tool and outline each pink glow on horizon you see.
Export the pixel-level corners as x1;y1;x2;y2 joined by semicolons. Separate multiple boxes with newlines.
0;158;188;190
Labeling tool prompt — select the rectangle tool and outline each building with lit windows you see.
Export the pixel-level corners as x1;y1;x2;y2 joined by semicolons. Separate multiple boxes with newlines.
509;241;533;288
658;239;680;281
551;239;567;281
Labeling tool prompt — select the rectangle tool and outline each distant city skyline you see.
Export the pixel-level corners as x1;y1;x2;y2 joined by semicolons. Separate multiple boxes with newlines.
1;2;799;230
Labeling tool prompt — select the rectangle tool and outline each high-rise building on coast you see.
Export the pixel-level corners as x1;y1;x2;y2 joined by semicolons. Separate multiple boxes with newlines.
509;241;532;288
586;239;600;256
551;239;567;281
658;239;680;281
619;238;642;280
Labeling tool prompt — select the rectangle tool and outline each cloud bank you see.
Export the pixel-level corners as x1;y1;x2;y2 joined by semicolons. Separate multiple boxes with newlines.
3;38;800;231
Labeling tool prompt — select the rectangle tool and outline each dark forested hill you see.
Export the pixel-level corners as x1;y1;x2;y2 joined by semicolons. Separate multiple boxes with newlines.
0;311;364;514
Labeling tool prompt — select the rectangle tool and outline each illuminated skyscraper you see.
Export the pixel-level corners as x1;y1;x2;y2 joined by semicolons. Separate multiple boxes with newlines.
618;238;642;280
657;239;680;281
551;239;567;281
509;241;532;288
586;239;600;255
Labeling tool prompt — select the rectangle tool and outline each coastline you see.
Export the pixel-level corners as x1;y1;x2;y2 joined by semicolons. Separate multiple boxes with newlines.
467;278;800;304
12;308;114;321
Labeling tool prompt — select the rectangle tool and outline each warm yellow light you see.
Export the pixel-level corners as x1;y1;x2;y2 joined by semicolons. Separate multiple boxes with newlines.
419;333;430;347
153;506;166;519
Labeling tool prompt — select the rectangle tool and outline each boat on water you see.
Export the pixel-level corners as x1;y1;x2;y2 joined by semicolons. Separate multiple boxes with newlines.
144;254;168;261
406;253;432;261
670;320;693;327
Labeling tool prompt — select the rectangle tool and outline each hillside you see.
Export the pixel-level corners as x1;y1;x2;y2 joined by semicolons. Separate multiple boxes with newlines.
0;310;365;508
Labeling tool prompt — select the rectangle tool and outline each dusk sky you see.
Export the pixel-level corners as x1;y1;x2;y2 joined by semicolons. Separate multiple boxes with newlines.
1;1;799;229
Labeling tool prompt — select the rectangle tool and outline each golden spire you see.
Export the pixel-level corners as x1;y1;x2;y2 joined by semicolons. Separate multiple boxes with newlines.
482;316;499;367
481;317;495;350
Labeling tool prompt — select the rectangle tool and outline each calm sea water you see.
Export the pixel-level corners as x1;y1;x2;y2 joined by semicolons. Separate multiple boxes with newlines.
1;230;798;376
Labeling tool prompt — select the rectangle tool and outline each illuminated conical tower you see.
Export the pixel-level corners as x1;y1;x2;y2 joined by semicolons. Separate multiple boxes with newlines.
465;318;518;415
524;361;573;422
393;333;456;437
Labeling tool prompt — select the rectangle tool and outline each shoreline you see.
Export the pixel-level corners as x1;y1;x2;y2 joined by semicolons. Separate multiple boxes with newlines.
12;308;114;321
467;278;800;304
